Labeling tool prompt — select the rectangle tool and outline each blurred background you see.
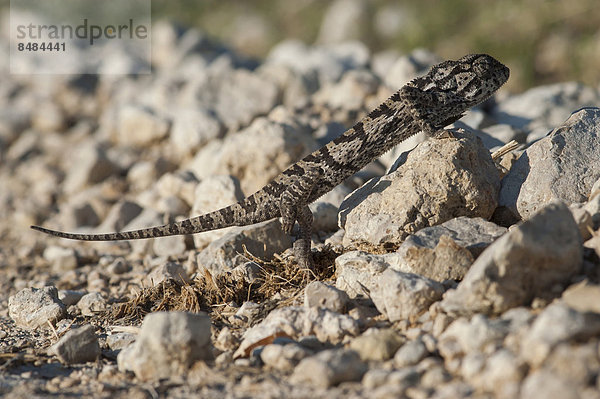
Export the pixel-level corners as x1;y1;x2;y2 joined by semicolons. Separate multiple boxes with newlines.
1;0;599;89
148;0;600;91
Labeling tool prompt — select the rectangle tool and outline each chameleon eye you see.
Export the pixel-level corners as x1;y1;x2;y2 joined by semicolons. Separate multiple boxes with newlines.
473;60;491;76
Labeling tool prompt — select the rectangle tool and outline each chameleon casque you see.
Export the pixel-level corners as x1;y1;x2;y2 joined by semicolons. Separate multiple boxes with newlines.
32;54;510;269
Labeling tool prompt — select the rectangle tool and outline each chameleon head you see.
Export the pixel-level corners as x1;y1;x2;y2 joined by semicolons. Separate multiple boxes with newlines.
411;53;510;107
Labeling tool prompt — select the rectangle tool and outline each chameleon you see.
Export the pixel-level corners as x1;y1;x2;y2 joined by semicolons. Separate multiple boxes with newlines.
31;54;510;269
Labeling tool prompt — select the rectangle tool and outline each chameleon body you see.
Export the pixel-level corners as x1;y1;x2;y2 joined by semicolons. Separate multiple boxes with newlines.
32;54;510;269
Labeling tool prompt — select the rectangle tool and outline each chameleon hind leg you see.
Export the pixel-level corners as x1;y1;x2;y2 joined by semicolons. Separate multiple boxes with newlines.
279;168;319;270
292;205;314;270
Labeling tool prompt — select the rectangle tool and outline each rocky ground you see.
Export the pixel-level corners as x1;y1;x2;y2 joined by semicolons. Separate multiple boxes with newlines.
2;21;600;399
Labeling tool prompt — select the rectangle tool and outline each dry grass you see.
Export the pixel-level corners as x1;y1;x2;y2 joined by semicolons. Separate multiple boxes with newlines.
105;245;341;327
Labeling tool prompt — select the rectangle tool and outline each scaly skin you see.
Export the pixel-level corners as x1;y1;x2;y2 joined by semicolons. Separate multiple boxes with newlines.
31;54;510;269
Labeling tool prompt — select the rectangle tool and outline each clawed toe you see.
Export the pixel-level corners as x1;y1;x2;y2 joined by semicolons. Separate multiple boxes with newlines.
281;222;294;235
293;238;314;271
296;254;315;271
432;129;455;139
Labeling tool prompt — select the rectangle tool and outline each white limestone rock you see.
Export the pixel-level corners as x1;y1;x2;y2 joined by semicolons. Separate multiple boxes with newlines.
370;268;445;322
95;200;143;233
520;302;600;366
438;314;509;362
499;108;600;219
155;170;199;209
8;287;66;329
234;306;359;359
520;370;579;399
77;292;107;317
493;82;600;142
464;349;526;399
441;202;582;316
395;217;507;281
116;105;170;147
62;141;120;195
106;332;136;351
196;219;292;276
50;324;100;365
340;130;500;247
304;281;350;313
43;246;78;272
348;328;404;361
394;339;429;367
335;251;390;298
267;40;369;85
58;290;85;307
170;107;223;157
152;234;188;257
117;311;212;381
186;67;280;132
382;49;440;91
260;342;312;371
189;116;317;195
145;262;190;286
291;349;367;388
312;69;379;111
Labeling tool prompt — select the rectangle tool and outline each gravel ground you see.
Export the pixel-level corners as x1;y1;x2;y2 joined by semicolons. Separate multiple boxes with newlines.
2;20;600;399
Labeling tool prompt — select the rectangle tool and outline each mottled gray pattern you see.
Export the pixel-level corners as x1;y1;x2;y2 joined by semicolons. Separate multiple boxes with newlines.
31;54;510;269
